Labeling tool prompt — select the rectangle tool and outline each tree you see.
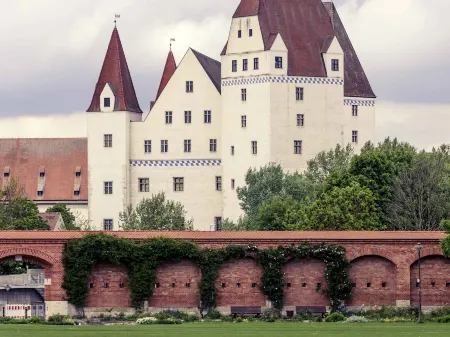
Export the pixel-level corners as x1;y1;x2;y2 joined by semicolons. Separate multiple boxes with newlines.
441;220;450;257
305;182;382;231
119;192;193;230
305;143;354;184
253;196;304;231
386;147;450;231
46;204;78;230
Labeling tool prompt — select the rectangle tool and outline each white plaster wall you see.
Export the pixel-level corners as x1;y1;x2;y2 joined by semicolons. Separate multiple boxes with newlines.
323;37;344;79
344;99;376;152
226;16;264;54
100;84;115;112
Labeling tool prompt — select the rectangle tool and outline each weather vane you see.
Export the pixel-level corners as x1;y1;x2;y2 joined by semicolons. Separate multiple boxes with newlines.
170;38;176;51
114;14;120;27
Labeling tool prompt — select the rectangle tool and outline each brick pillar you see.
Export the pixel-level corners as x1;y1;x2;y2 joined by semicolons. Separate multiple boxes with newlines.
395;267;411;307
44;261;72;318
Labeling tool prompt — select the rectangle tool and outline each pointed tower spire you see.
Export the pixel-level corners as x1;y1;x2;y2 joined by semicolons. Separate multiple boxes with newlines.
155;50;177;100
87;27;142;113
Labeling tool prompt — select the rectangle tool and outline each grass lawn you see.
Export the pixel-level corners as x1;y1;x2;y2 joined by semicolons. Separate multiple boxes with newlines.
0;323;449;337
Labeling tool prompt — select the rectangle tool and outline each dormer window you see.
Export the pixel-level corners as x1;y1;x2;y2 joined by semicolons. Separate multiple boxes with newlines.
75;166;82;177
238;30;242;38
186;81;193;93
104;97;111;107
275;56;283;69
3;167;10;177
37;190;43;197
74;190;80;196
39;167;46;178
332;59;339;71
249;29;253;37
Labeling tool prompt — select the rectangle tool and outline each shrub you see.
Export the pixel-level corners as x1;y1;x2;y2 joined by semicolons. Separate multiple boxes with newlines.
46;314;74;325
206;310;222;320
429;307;450;319
222;316;234;322
136;317;158;325
293;310;323;322
344;316;368;323
362;306;418;320
261;308;281;322
235;317;243;323
325;313;345;322
436;315;450;323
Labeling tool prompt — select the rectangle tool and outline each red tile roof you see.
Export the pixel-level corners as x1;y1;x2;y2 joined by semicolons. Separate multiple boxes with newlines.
0;138;88;202
155;51;177;101
224;0;375;98
87;27;142;113
0;231;444;242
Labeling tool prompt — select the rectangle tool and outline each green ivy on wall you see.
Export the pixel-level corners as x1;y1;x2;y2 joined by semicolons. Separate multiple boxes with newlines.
62;234;354;313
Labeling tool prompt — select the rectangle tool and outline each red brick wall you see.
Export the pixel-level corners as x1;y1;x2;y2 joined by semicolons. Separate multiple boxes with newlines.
148;260;201;308
348;256;396;306
86;261;131;308
283;258;328;307
410;255;450;306
216;258;266;307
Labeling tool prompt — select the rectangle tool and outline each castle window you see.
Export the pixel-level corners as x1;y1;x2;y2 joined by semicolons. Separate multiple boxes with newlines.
204;110;212;124
252;283;257;288
104;97;111;108
238;30;242;38
352;105;358;116
161;140;168;153
170;283;175;288
120;283;125;289
154;283;160;289
352;131;359;143
186;81;194;93
74;190;80;196
37;190;44;197
294;140;302;155
297;114;304;126
104;182;113;195
104;134;112;148
243;59;248;71
210;139;217;152
241;88;247;101
367;282;371;288
254;57;259;70
185;283;191;288
236;283;241;288
241;115;247;128
302;283;307;288
103;283;109;289
296;87;304;101
232;60;237;72
165;111;173;124
144;140;152;153
275;56;283;69
215;217;222;231
216;176;222;191
332;59;339;71
249;29;253;37
185;111;192;123
231;179;235;190
252;141;258;155
89;283;94;289
231;146;235;156
382;282;387;288
103;219;113;231
184;139;192;153
431;281;436;287
221;283;226;288
139;178;149;192
316;283;322;290
446;282;450;288
174;177;184;192
286;283;292;288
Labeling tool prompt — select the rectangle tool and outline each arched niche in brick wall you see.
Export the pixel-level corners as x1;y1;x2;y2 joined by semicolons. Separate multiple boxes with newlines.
148;259;201;309
282;257;328;307
410;255;450;307
216;257;266;307
86;261;131;308
348;255;396;307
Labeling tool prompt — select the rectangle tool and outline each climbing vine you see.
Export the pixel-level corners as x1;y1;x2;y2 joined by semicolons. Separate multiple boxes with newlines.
62;234;354;313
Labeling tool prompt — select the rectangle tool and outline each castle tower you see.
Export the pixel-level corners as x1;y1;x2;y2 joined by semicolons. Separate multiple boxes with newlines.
221;0;376;222
87;26;142;230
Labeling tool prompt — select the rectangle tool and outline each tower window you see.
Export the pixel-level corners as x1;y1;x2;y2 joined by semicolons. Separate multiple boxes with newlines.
249;29;253;37
275;56;283;69
215;217;222;231
297;114;304;126
104;97;111;108
241;115;247;128
204;110;212;123
139;178;149;192
232;60;237;72
103;219;113;231
252;141;258;155
332;59;339;71
184;111;192;123
184;139;192;153
294;140;302;155
243;59;248;71
186;81;194;93
254;57;259;70
352;131;359;143
352;105;358;116
210;139;217;152
104;134;112;148
216;176;222;191
144;140;152;153
165;111;173;124
161;140;168;153
104;182;113;195
174;177;184;192
296;87;304;101
241;88;247;101
238;30;242;38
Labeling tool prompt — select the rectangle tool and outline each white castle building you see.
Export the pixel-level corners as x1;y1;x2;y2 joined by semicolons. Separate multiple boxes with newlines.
0;0;376;231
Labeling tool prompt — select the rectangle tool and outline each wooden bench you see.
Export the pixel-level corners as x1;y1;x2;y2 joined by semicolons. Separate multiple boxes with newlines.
230;306;262;317
296;306;327;318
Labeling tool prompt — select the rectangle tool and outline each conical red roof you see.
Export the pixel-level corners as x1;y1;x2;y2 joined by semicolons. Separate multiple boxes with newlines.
87;27;142;113
155;51;177;100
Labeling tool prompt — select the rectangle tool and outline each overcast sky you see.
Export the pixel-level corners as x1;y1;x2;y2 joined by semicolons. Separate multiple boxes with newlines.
0;0;449;150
